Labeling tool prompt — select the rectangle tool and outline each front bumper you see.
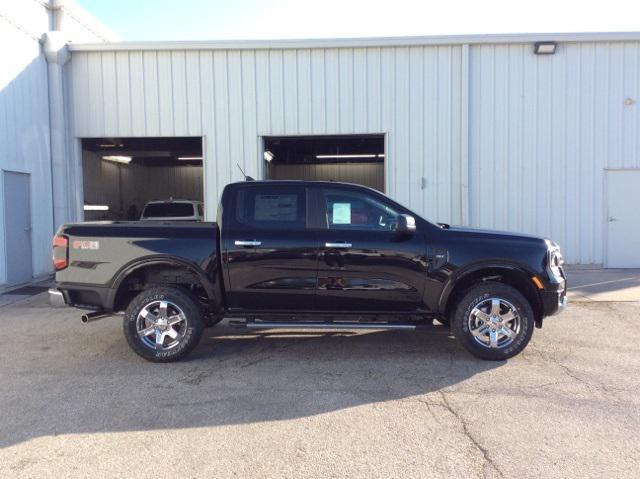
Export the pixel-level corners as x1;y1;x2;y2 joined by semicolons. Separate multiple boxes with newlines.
540;272;567;317
48;288;68;307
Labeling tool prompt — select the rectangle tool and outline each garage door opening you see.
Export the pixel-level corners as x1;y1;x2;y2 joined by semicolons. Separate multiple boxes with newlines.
81;137;203;221
264;135;384;192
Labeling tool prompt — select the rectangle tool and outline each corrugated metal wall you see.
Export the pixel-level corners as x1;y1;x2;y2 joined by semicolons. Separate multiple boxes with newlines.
70;46;465;226
267;163;385;192
0;1;113;287
68;40;640;264
468;42;640;264
0;4;53;285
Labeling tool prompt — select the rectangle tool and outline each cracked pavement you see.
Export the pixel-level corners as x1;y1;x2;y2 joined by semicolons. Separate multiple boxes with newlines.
1;294;639;478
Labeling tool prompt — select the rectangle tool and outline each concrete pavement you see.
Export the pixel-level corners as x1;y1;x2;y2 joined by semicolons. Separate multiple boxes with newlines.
566;268;640;302
0;292;639;478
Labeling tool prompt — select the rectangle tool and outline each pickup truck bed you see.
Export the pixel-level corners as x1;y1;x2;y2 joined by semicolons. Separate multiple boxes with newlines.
53;222;222;314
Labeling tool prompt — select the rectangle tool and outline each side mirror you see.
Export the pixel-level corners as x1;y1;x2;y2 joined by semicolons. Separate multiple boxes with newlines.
394;214;416;236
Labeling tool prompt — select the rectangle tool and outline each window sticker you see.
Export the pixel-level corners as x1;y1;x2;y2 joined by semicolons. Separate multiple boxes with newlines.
332;202;351;224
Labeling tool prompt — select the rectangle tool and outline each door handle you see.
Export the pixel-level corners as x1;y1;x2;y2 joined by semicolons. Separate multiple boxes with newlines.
235;240;262;247
325;242;352;248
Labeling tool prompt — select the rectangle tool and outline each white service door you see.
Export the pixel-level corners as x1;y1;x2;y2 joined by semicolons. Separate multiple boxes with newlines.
606;170;640;268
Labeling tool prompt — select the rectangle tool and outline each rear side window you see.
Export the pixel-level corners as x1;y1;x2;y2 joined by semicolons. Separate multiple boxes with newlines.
143;203;194;218
233;187;306;230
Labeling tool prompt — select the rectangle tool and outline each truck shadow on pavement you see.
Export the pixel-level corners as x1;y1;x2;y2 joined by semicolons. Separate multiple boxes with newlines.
2;313;503;448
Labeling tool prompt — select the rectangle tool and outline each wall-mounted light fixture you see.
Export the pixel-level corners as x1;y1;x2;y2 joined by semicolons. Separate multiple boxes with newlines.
534;42;557;55
264;150;274;162
102;155;132;164
177;156;203;161
83;205;109;211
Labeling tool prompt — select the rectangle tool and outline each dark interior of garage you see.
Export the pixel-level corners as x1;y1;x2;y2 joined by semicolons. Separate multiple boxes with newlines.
264;135;384;191
81;137;203;221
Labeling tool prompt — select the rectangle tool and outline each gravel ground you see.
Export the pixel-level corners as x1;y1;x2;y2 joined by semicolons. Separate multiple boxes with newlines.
1;294;639;478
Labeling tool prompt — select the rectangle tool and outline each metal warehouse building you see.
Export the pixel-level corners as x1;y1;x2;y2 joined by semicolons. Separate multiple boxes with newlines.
1;1;640;288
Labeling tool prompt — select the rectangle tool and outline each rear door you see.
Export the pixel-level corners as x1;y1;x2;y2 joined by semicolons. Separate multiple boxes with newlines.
220;184;319;311
313;185;428;312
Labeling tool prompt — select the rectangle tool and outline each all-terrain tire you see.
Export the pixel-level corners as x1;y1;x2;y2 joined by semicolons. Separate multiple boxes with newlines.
452;282;534;360
123;286;204;362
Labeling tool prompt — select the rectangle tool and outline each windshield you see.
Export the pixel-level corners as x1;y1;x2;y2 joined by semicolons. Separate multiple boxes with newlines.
142;203;194;218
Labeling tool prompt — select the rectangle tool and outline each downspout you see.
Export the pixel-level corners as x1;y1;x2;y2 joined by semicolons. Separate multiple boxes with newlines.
43;0;72;232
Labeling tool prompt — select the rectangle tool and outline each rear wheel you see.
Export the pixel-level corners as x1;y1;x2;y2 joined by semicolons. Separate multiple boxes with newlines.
123;286;204;362
452;282;534;360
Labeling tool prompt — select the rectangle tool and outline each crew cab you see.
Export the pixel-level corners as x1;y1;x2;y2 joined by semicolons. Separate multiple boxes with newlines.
49;180;566;362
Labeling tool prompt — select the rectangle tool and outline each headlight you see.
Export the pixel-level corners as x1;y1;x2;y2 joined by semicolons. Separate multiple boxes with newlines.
546;242;564;279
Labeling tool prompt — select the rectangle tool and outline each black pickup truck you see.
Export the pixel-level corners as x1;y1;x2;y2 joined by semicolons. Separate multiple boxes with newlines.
50;180;566;362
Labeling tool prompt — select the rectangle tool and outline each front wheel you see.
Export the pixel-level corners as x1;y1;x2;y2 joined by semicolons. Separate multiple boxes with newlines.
452;282;534;360
123;286;204;362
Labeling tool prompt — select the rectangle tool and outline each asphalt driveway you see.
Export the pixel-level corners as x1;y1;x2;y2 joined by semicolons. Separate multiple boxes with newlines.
0;293;639;478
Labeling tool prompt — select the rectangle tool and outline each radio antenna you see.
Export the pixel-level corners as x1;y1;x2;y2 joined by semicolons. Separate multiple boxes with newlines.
237;163;254;181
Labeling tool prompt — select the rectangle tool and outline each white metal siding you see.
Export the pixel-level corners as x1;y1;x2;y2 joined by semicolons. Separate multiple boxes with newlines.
68;39;640;264
468;42;640;264
0;1;115;286
268;163;385;192
0;5;53;285
70;46;465;227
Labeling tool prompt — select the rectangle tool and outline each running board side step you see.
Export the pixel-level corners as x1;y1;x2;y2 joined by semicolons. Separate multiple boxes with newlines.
229;320;417;331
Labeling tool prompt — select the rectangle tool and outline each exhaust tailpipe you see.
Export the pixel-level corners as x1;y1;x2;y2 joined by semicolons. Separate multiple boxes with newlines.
81;311;107;323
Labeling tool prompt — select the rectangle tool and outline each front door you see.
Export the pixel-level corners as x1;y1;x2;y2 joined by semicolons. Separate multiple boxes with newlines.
606;169;640;268
313;185;428;312
221;184;319;311
3;171;33;285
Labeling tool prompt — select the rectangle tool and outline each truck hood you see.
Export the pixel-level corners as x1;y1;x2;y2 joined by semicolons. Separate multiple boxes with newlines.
441;224;546;243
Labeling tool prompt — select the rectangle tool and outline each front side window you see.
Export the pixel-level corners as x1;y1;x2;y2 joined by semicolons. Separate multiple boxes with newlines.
234;187;306;230
321;188;400;231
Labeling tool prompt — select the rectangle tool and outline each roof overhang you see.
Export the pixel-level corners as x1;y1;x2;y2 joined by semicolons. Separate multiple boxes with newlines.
67;31;640;52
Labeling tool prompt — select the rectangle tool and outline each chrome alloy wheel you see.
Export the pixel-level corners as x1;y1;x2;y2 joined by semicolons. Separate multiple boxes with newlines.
468;297;521;349
136;300;187;351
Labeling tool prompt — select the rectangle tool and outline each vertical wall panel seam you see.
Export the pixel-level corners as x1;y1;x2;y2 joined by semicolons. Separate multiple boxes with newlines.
434;48;439;220
113;52;119;135
448;46;454;221
100;53;106;136
323;49;327;133
239;51;246;174
211;51;218;193
591;46;597;261
505;47;511;230
141;52;147;135
352;48;356;132
421;47;427;215
184;51;190;134
364;49;369;131
127;52;134;135
460;44;469;226
155;53;161;136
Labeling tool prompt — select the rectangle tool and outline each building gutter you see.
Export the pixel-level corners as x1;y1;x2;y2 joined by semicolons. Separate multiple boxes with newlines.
66;31;640;52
